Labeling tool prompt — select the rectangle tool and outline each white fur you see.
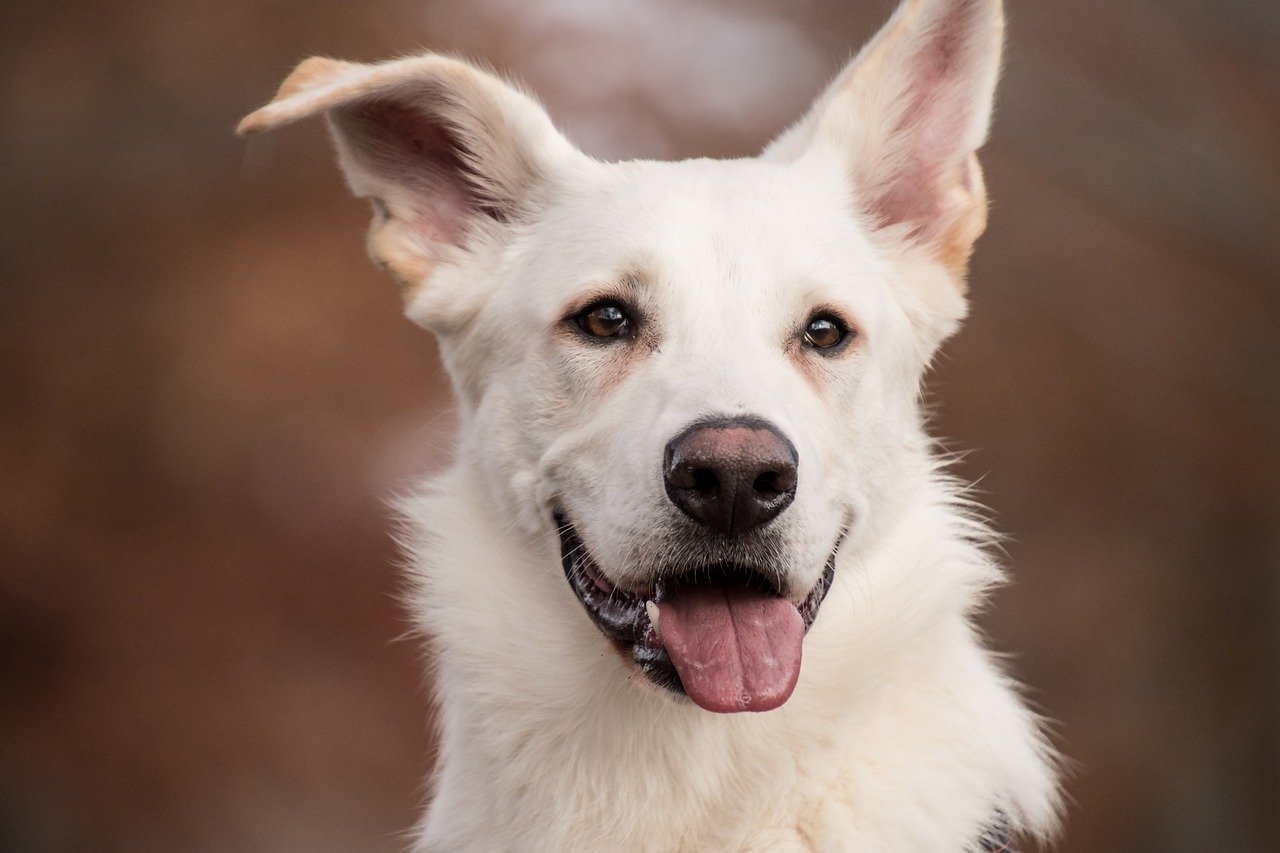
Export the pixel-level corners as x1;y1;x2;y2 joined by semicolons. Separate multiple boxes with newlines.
241;1;1061;848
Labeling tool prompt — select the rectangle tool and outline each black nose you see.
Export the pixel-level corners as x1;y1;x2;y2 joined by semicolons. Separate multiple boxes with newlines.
663;417;798;536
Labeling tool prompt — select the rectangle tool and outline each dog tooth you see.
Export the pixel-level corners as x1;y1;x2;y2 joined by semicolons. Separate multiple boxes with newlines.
645;599;660;636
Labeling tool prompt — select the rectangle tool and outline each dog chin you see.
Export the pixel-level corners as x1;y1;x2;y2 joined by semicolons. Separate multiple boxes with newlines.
554;512;841;714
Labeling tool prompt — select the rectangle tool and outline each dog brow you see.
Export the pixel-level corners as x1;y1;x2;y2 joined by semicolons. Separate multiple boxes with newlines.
560;263;654;316
616;263;654;298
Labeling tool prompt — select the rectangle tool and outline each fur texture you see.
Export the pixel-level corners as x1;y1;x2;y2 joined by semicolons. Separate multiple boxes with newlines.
240;0;1062;848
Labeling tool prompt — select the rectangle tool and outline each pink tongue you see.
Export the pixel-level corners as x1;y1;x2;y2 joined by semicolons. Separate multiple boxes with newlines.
657;584;804;713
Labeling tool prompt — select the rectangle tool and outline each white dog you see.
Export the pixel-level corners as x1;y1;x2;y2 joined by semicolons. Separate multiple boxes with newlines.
240;0;1061;848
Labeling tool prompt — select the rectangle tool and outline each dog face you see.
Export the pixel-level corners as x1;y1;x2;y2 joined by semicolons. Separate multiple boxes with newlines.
479;157;895;580
240;0;1003;713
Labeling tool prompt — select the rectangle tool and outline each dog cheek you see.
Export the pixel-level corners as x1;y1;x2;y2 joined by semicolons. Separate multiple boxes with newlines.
511;469;549;536
538;404;663;573
812;390;898;542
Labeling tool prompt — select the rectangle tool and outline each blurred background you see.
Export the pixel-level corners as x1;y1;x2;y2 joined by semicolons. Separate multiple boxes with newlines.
1;0;1277;849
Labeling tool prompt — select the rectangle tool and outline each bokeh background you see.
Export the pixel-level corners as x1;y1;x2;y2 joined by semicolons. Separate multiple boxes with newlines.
2;0;1277;849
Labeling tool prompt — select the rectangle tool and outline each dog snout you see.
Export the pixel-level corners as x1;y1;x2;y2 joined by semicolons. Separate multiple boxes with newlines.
663;417;798;536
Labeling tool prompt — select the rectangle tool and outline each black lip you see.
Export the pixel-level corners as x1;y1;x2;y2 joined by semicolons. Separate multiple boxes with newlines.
555;512;841;698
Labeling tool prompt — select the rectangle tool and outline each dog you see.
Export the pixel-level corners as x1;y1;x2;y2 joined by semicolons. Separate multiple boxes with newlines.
239;0;1061;848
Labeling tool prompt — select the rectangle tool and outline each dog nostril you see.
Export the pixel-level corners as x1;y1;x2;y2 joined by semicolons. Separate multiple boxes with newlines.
692;468;719;495
753;471;780;496
754;466;797;497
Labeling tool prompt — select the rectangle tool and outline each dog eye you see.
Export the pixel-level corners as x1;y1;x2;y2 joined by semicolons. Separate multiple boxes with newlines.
803;314;849;350
575;302;632;339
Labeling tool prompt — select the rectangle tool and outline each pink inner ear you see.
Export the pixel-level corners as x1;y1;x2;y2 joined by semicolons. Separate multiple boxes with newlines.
346;98;488;248
415;183;473;247
377;102;468;173
872;14;978;232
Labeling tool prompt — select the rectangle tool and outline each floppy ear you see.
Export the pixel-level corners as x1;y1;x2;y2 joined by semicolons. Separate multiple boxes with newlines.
765;0;1003;281
238;54;584;330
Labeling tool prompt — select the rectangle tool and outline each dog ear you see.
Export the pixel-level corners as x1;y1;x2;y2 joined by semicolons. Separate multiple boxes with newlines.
764;0;1003;282
239;55;585;330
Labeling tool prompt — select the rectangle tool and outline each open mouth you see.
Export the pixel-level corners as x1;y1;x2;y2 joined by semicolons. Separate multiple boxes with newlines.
555;513;839;714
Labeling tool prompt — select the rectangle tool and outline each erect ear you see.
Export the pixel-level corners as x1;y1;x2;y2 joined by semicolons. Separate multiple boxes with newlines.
239;54;585;330
764;0;1004;282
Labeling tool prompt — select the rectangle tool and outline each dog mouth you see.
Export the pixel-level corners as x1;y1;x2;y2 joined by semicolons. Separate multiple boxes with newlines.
555;513;839;714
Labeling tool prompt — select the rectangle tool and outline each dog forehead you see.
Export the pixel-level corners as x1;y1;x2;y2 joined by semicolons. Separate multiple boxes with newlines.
530;157;880;297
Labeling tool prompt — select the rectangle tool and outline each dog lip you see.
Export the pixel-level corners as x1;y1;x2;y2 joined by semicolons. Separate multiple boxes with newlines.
555;513;652;644
554;512;842;698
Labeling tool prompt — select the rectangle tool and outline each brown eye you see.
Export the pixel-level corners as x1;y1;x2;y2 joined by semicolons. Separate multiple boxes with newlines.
803;314;849;351
575;302;631;339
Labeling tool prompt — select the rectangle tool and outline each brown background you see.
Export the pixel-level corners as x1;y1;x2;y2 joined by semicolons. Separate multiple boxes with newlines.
2;1;1277;850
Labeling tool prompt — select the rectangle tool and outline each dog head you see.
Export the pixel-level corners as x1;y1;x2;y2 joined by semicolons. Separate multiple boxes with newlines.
240;0;1004;713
